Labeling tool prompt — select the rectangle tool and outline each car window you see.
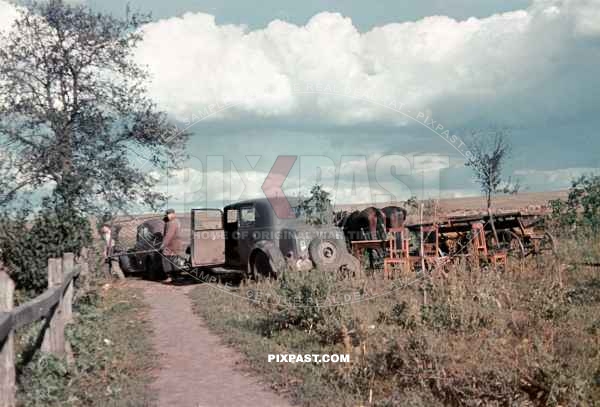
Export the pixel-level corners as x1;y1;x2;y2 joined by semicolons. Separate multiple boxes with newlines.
226;209;238;224
239;206;255;227
138;226;153;242
138;226;161;243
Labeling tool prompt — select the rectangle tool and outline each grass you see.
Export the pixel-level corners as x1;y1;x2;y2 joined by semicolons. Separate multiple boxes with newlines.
190;236;600;406
15;280;156;407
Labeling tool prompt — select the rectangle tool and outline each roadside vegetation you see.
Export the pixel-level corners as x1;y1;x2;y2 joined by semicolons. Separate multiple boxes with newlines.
15;280;156;407
191;255;599;406
190;176;600;407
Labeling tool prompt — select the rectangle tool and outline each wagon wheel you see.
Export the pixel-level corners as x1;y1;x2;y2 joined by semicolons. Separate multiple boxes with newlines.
486;230;525;259
449;233;471;256
337;254;362;280
536;231;558;256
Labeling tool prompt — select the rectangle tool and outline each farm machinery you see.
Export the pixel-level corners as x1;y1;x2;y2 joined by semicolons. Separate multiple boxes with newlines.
337;207;557;276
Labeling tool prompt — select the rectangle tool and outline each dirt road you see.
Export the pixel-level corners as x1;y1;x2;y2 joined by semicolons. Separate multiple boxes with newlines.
130;280;292;407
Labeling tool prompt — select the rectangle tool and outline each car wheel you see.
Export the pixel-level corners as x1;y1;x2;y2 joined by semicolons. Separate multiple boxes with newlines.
144;256;165;281
309;239;342;272
251;251;275;280
119;254;134;274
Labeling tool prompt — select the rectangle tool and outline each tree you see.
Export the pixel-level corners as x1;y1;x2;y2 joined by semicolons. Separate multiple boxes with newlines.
501;176;522;195
550;174;600;232
465;129;511;210
465;129;511;247
297;184;333;225
0;0;188;214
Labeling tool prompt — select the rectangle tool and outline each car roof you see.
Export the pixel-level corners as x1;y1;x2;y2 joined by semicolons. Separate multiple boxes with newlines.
224;197;303;227
224;197;299;210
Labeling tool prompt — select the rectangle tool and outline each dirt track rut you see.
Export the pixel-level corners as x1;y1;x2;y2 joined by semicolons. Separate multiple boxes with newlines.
130;280;292;407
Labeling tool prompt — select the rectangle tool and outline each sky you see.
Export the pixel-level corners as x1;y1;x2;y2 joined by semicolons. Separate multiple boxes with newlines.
1;0;599;211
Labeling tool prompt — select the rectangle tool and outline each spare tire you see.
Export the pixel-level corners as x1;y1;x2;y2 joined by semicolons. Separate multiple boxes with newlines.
309;239;343;272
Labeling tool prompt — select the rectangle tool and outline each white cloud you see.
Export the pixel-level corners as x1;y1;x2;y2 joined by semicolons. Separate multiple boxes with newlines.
1;0;598;127
514;167;600;186
0;1;18;33
128;0;600;127
152;150;463;207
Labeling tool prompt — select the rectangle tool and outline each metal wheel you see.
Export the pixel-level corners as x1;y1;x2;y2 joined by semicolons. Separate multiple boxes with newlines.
487;230;525;258
537;231;558;256
251;251;274;281
337;254;361;279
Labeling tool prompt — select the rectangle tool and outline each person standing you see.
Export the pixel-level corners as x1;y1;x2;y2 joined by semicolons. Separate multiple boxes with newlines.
99;224;125;280
161;209;183;283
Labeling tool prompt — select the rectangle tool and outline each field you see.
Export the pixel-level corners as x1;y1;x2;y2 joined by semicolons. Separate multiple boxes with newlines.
190;234;600;406
337;191;569;226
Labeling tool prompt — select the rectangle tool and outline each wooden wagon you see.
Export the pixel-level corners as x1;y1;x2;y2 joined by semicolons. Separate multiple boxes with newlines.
406;211;556;257
381;211;557;276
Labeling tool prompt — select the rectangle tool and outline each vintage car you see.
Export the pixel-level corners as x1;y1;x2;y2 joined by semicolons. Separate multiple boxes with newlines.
118;217;190;280
190;198;360;278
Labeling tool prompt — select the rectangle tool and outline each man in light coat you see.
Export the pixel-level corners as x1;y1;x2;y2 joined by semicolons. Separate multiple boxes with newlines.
161;209;183;283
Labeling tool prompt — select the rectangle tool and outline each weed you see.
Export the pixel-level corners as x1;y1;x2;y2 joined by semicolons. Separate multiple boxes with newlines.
190;233;600;406
16;284;155;407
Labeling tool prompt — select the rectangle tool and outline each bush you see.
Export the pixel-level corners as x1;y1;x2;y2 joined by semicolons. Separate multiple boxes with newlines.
0;198;92;295
549;174;600;232
265;271;345;333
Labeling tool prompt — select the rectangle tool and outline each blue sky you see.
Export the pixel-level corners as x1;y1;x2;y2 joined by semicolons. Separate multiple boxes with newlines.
1;0;599;210
87;0;531;31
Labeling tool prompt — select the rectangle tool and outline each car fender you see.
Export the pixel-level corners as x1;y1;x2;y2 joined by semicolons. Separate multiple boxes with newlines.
248;240;286;274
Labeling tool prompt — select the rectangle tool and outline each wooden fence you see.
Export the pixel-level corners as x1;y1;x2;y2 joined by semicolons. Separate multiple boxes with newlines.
0;249;90;407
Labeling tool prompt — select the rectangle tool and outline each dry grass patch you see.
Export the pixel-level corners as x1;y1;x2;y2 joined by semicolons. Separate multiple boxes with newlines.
191;241;600;406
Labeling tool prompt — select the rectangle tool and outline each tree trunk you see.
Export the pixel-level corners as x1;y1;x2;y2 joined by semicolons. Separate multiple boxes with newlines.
487;194;500;249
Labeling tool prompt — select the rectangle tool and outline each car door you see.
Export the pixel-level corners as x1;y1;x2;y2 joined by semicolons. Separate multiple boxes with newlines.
237;205;257;267
224;208;241;267
190;208;225;267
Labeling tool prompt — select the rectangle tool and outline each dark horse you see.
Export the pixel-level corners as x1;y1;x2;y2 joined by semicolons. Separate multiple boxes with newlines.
340;207;386;242
338;207;387;269
380;206;408;230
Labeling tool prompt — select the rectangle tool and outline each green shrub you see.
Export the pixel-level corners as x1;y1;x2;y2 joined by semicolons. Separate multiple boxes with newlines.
549;174;600;232
0;198;92;295
271;271;343;330
18;354;71;405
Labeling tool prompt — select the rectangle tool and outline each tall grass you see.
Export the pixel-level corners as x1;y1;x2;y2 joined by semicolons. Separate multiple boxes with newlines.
191;232;600;406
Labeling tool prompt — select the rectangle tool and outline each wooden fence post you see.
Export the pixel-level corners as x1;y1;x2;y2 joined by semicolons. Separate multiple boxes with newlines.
62;253;74;324
41;258;65;356
78;248;90;293
62;253;76;366
0;266;16;407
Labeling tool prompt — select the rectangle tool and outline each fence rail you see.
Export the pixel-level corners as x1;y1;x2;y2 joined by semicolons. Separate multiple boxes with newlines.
0;249;90;407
